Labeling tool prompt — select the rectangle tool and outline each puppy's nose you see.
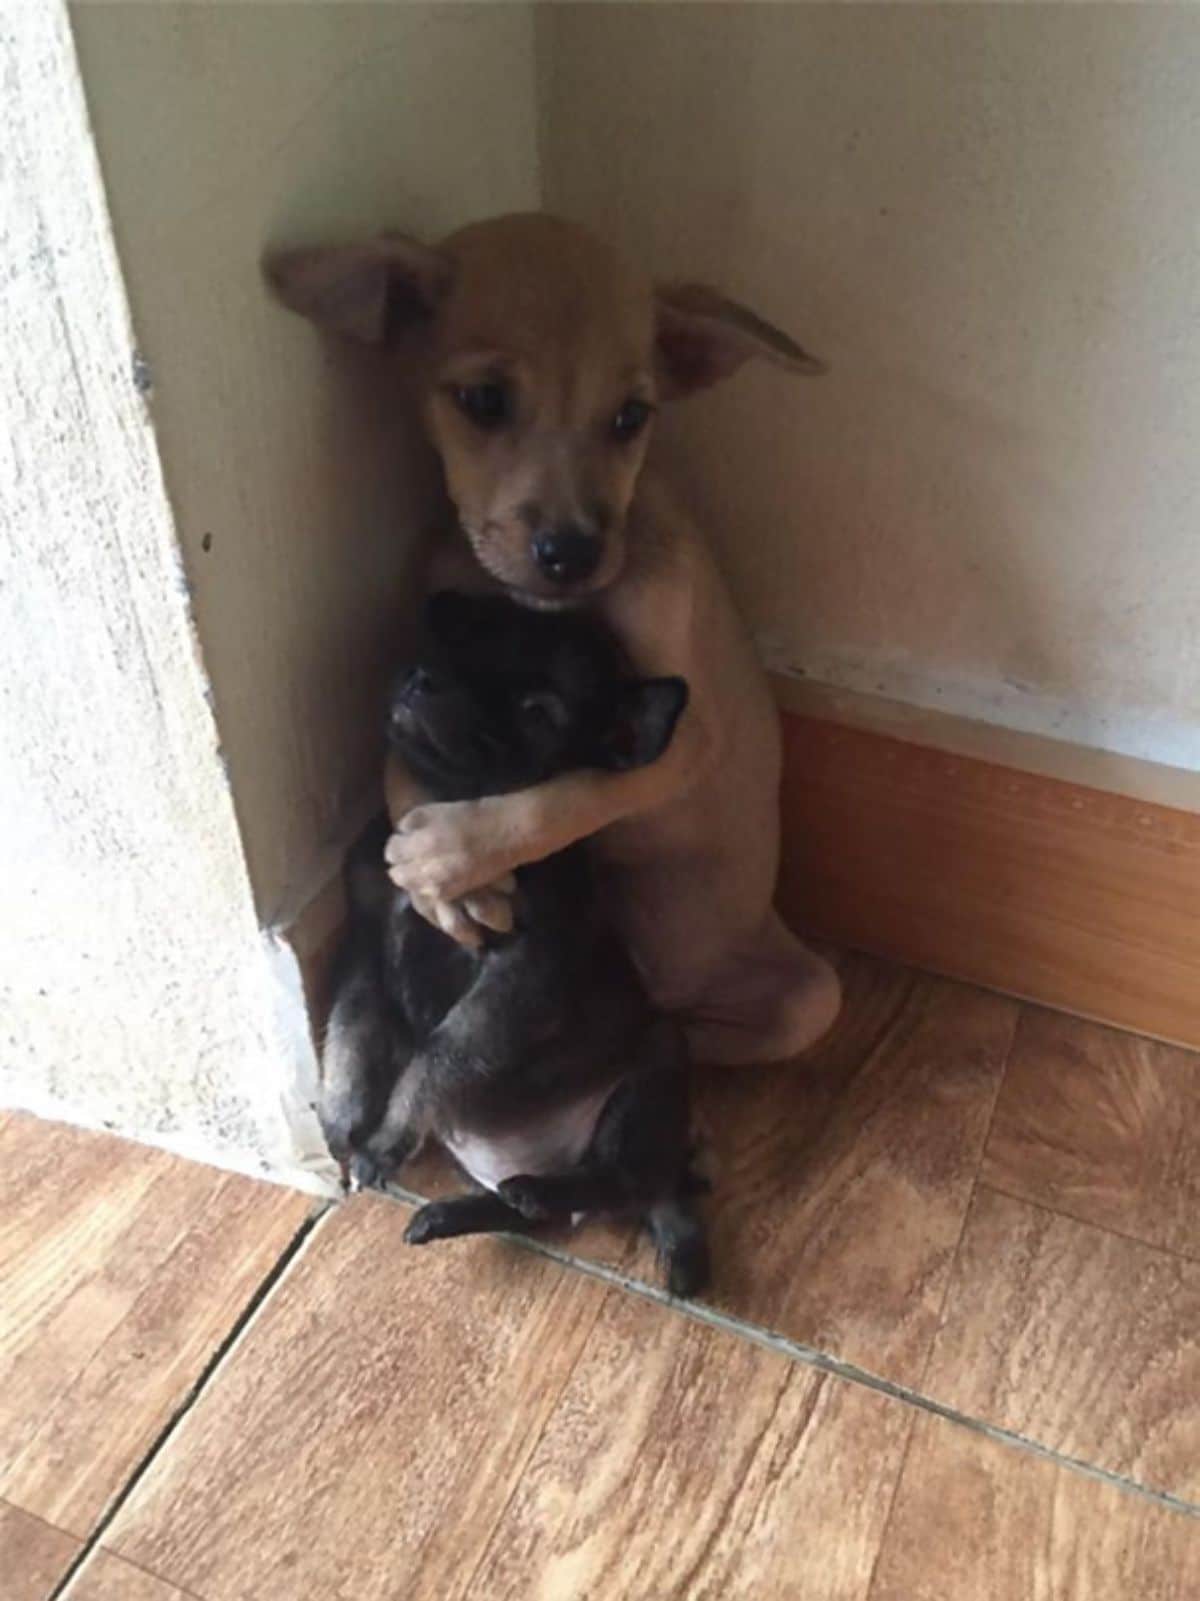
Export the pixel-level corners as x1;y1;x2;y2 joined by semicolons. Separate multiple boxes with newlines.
401;665;440;701
532;527;602;586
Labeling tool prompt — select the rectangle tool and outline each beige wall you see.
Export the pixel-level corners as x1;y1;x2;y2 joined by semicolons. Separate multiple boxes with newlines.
1;1;538;1179
71;1;541;919
539;5;1200;779
2;2;317;1182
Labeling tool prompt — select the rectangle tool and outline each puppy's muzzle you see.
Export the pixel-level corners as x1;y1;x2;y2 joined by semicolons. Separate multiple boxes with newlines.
532;526;603;587
397;665;442;704
391;665;443;733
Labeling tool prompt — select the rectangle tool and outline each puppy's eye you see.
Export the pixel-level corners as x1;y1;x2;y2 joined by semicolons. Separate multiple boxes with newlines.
453;382;512;429
612;397;653;443
518;691;569;732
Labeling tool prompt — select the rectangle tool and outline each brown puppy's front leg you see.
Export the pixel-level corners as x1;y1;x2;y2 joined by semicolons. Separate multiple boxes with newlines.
384;754;517;947
385;704;713;914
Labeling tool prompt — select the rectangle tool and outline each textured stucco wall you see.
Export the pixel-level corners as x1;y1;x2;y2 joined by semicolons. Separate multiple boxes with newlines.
540;6;1200;778
0;0;540;1179
70;1;542;921
1;1;321;1182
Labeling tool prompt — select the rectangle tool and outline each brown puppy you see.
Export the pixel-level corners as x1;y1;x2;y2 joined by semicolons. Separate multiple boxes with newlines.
267;214;840;1064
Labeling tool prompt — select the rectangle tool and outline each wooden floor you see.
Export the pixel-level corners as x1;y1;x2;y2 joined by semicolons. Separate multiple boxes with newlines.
4;950;1200;1599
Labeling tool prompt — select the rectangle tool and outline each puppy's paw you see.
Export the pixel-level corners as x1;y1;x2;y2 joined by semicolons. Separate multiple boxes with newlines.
665;1235;711;1300
386;801;509;905
404;1202;449;1246
318;1116;355;1178
497;1175;552;1221
409;891;485;949
684;1129;719;1193
348;1152;391;1194
461;879;517;936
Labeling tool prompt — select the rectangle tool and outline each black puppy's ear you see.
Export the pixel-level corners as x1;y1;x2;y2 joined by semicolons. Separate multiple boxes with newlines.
597;678;689;770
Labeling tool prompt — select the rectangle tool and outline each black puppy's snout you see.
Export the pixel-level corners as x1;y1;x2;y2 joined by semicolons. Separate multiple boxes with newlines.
395;665;442;713
532;526;603;586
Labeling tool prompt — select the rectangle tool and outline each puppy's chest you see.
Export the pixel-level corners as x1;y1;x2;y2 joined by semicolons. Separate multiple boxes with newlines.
443;1089;611;1193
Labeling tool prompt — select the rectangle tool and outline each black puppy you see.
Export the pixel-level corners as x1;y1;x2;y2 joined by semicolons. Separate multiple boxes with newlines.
320;591;710;1296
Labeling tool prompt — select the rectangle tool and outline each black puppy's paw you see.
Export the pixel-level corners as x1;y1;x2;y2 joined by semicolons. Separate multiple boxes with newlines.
404;1202;450;1246
348;1152;391;1194
497;1175;552;1221
320;1124;354;1183
665;1235;711;1300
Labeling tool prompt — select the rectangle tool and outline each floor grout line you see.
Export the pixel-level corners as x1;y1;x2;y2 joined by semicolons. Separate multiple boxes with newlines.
452;1276;611;1601
911;999;1024;1396
979;1178;1200;1265
862;1403;921;1599
95;1550;207;1601
45;1202;332;1601
377;1181;1200;1525
858;1009;1024;1598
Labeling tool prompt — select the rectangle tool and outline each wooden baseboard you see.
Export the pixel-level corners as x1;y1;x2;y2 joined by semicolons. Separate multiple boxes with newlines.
777;710;1200;1049
281;704;1200;1052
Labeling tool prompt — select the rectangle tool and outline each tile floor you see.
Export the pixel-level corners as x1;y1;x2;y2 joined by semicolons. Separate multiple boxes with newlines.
3;950;1198;1599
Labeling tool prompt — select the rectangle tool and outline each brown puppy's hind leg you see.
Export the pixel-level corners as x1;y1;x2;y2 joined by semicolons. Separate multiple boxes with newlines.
679;911;841;1067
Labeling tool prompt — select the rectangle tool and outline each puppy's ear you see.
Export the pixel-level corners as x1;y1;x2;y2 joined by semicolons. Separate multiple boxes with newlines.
655;283;826;398
596;677;689;770
262;233;451;344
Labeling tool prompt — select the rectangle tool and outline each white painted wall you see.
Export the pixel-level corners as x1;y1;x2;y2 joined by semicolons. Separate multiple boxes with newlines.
70;1;541;920
539;5;1200;778
3;2;539;1177
1;2;315;1181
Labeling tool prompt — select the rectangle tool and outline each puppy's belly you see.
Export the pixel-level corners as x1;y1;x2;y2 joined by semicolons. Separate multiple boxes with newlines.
444;1088;611;1193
